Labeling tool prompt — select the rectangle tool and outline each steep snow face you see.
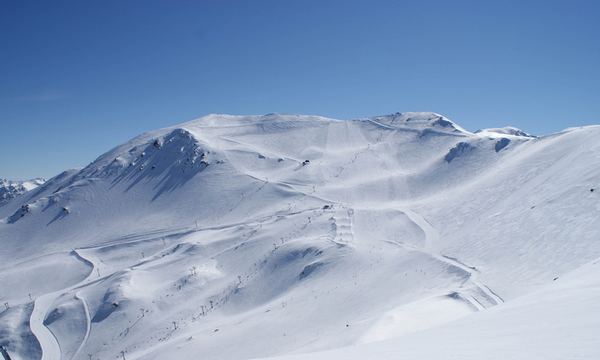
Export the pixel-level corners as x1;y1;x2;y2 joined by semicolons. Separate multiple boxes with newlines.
0;178;46;206
0;113;599;360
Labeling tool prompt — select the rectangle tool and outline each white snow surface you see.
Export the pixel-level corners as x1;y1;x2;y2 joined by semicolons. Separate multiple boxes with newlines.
0;112;599;360
474;126;535;138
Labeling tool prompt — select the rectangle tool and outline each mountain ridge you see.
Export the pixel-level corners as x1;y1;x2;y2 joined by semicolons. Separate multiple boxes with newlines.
1;112;599;360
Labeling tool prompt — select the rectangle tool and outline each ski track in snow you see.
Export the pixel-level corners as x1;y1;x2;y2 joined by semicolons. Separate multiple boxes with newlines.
27;207;327;360
28;250;100;360
27;206;501;360
72;293;91;359
30;293;62;360
6;115;598;360
29;249;105;360
331;207;355;246
401;208;504;310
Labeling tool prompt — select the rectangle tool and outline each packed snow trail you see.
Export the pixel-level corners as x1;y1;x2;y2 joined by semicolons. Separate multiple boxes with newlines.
401;209;441;248
72;293;91;359
331;207;355;246
0;346;13;360
30;294;61;360
28;250;98;360
401;208;503;309
3;114;598;360
27;211;323;360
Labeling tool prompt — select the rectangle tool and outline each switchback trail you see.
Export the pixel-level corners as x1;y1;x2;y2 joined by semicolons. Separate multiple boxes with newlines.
29;250;97;360
401;208;504;310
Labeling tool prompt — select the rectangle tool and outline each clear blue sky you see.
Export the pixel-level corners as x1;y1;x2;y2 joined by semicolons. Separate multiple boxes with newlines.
2;0;599;180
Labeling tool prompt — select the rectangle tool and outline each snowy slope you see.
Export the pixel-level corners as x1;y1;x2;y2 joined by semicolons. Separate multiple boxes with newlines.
261;256;600;360
0;113;599;360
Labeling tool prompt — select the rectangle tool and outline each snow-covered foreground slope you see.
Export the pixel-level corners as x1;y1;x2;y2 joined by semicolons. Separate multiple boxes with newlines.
0;112;598;360
262;257;600;360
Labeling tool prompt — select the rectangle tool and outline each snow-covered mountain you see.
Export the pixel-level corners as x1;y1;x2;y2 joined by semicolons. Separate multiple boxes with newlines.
0;179;46;207
1;112;599;360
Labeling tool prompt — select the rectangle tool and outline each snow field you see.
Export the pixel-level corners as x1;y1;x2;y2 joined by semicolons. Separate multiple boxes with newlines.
0;113;599;359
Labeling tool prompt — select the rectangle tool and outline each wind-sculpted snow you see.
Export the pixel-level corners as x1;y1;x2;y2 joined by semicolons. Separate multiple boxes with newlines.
0;113;599;360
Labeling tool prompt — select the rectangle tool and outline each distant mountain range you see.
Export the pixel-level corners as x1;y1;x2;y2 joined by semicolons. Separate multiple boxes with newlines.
0;178;46;206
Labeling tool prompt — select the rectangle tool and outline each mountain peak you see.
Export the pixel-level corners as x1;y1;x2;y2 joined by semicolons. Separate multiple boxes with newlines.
366;112;470;134
475;126;535;138
1;112;598;360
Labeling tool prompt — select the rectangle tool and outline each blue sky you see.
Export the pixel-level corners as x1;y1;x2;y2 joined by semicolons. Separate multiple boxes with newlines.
2;0;599;180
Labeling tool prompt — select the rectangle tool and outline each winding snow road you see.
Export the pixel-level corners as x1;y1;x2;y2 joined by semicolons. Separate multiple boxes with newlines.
402;208;504;310
30;293;61;360
29;250;96;360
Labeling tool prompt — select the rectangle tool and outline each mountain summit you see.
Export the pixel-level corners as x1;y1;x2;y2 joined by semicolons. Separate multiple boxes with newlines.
1;113;599;360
